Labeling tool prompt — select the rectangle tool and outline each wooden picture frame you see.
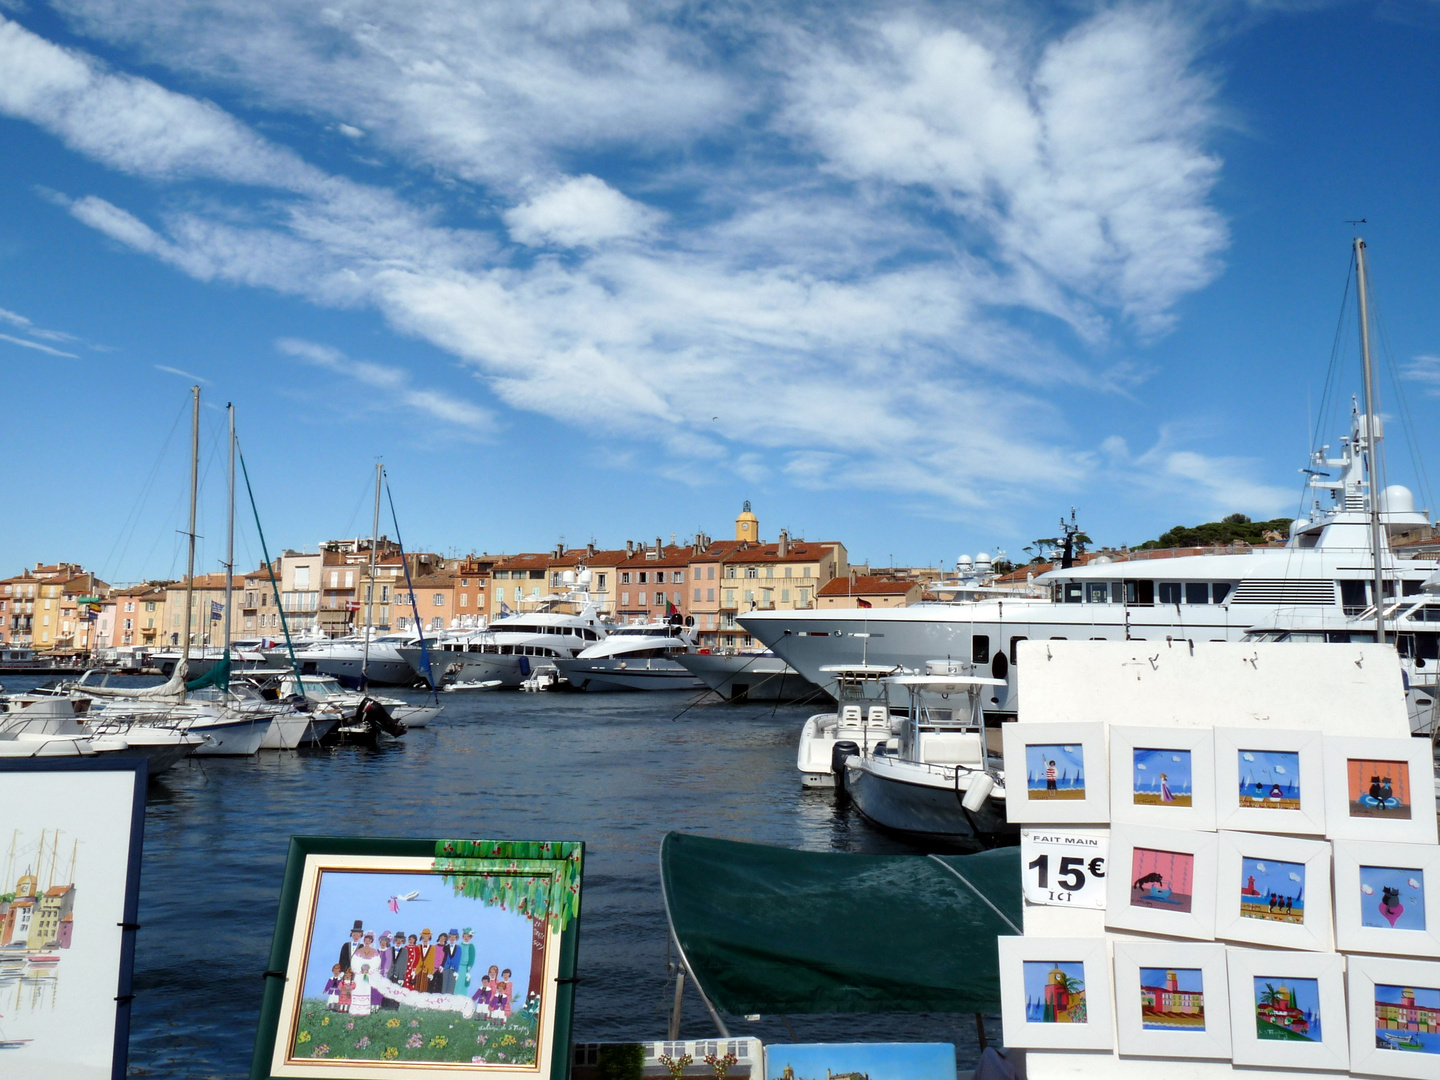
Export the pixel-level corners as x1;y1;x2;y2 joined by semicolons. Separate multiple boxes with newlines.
250;837;583;1080
1112;940;1232;1059
1104;824;1219;940
1001;722;1109;824
1323;735;1438;844
1214;830;1332;951
1346;953;1440;1078
1225;946;1348;1071
997;935;1113;1050
0;757;147;1080
1213;727;1326;836
1108;726;1216;831
1333;839;1440;958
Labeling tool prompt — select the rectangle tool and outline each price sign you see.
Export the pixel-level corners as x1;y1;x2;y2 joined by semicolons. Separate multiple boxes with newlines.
1020;828;1108;908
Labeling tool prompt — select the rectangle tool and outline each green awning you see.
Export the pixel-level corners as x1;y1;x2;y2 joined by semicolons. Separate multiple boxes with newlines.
659;833;1021;1016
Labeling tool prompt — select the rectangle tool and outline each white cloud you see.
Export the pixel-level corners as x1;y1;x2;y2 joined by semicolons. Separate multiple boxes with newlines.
0;332;79;358
504;175;661;247
1403;354;1440;396
154;364;208;383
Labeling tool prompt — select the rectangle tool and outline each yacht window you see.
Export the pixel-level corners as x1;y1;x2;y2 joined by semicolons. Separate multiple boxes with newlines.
972;635;990;664
1159;582;1182;605
1418;606;1440;623
1212;583;1231;604
1418;633;1440;661
1403;580;1422;596
1340;580;1368;613
1124;580;1154;605
1185;582;1209;605
1049;636;1068;640
1085;582;1108;604
1063;583;1083;604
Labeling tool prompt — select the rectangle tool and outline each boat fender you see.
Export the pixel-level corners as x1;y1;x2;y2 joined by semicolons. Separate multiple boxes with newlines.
962;772;995;812
831;740;860;784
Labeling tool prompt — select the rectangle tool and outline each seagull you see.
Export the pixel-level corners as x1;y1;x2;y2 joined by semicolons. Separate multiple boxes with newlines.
386;891;430;913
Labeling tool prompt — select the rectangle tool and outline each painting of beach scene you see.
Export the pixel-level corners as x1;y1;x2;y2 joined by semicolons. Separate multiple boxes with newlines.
1025;744;1085;800
1240;857;1306;925
1374;984;1440;1054
1131;847;1194;913
1253;977;1322;1042
1133;748;1193;807
1360;866;1427;931
764;1042;957;1080
1348;759;1413;820
1023;960;1087;1024
1139;967;1205;1031
1238;750;1301;810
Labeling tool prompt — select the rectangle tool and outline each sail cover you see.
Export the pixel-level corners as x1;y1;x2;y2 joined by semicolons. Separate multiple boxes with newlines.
659;832;1020;1016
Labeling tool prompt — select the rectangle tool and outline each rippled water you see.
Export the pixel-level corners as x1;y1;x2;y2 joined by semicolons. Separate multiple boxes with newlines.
5;678;994;1077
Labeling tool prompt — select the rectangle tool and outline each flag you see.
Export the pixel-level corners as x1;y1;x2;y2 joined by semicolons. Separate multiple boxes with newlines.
345;599;361;611
856;599;872;609
209;600;224;621
666;601;679;617
500;602;512;616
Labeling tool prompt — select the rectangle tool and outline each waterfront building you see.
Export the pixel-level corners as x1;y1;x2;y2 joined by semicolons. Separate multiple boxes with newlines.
241;567;281;634
0;571;38;646
0;869;37;947
488;553;552;617
616;542;693;625
817;574;923;609
28;884;75;950
546;545;628;620
451;554;498;627
1377;987;1440;1033
1139;970;1204;1018
162;573;247;646
397;568;459;632
108;582;169;648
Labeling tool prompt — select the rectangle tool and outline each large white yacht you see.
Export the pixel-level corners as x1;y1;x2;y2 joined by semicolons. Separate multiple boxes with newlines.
742;406;1437;718
554;620;702;691
292;630;435;687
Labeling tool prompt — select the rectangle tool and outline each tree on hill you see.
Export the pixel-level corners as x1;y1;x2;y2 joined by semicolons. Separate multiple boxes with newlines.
1133;517;1293;551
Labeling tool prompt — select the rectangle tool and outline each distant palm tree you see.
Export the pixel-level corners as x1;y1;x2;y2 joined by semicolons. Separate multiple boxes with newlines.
1062;974;1085;995
1258;983;1282;1009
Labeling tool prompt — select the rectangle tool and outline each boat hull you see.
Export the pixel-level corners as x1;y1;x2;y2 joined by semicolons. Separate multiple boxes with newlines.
296;654;421;687
676;652;823;702
258;711;314;750
554;657;703;692
190;716;271;756
412;652;537;689
843;756;1010;845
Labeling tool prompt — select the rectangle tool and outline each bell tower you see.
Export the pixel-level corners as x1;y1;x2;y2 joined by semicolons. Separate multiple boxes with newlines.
735;501;759;544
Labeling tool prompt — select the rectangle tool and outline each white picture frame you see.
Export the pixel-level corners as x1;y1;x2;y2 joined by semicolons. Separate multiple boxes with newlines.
1214;727;1326;835
1105;824;1219;940
1347;953;1440;1078
997;936;1113;1050
1226;947;1348;1071
1214;831;1333;951
1333;839;1440;958
1323;735;1439;844
1112;940;1232;1059
1001;722;1109;824
1108;725;1216;830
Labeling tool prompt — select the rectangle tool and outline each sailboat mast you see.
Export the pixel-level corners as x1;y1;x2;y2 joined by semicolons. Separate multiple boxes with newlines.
223;404;235;662
362;462;382;679
1355;238;1386;644
181;386;200;673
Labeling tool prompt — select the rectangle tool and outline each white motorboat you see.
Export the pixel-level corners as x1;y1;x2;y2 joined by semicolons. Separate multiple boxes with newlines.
554;621;703;691
676;649;822;703
442;679;503;692
836;670;1010;846
273;674;436;729
1;689;201;772
795;665;901;788
521;665;559;692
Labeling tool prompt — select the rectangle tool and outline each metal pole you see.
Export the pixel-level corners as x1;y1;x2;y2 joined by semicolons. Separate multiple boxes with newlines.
1355;238;1386;644
181;385;199;673
223;403;235;666
362;462;382;680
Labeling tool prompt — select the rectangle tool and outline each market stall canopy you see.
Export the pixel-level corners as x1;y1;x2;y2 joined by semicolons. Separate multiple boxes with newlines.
659;832;1021;1016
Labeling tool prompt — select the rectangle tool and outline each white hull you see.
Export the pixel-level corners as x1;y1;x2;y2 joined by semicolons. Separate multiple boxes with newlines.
190;715;271;756
258;711;315;750
843;756;1011;844
390;704;440;728
297;654;420;687
796;711;895;788
554;657;703;692
678;652;823;702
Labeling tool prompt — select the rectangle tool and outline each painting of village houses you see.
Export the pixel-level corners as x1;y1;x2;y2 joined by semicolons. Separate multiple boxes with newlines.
1138;968;1205;1031
1023;961;1086;1024
1253;977;1322;1042
1374;984;1440;1053
1;828;78;1011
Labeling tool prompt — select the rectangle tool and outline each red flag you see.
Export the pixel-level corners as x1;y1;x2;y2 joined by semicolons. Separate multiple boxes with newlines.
856;599;872;609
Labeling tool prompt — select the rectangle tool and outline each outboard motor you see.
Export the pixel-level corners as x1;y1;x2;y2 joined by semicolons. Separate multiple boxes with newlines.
361;697;408;739
831;740;860;791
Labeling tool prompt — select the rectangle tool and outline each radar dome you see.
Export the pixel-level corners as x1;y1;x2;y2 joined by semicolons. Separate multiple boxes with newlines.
975;552;992;565
576;568;594;586
1379;485;1416;515
1290;519;1307;537
561;569;576;585
957;554;973;566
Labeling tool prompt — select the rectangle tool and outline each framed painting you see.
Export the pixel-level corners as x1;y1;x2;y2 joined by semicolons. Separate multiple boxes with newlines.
0;757;147;1080
1112;940;1231;1059
1333;839;1440;958
251;837;583;1080
1225;947;1348;1071
1213;727;1326;835
762;1043;956;1080
1214;831;1332;951
1104;824;1219;940
1323;736;1438;844
1108;726;1216;830
1000;722;1109;824
997;936;1113;1050
1347;954;1440;1079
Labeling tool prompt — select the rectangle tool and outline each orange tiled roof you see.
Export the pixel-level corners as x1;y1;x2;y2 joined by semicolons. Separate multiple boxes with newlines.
818;576;919;597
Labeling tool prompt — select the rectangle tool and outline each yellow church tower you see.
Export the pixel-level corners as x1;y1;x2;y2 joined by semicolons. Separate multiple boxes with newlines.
735;501;759;544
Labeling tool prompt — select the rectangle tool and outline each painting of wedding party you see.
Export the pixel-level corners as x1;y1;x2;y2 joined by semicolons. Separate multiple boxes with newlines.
287;869;551;1067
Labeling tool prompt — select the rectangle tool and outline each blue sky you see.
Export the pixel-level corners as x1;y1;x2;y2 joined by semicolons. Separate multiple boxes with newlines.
2;2;1438;582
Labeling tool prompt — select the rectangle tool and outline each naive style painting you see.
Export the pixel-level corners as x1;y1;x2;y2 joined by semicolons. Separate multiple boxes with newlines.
1238;750;1301;810
764;1043;956;1080
1133;748;1193;807
1131;847;1195;913
1374;984;1440;1054
273;840;581;1075
1253;977;1322;1042
1361;866;1427;931
1023;961;1087;1024
1025;744;1085;801
1348;759;1413;820
1240;858;1306;925
1139;967;1205;1032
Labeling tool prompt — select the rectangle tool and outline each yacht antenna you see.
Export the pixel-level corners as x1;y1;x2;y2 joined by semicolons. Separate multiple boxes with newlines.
222;402;235;689
362;461;383;686
1355;238;1386;643
180;386;200;688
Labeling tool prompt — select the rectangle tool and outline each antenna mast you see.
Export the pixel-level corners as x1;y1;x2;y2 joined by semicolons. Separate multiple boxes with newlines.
1354;238;1386;644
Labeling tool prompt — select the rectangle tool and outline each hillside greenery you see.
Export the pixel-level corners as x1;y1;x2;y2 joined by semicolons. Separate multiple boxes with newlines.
1131;514;1294;551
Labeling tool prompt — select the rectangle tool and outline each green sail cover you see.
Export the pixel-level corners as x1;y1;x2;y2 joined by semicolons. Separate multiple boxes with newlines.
660;832;1020;1016
186;655;230;692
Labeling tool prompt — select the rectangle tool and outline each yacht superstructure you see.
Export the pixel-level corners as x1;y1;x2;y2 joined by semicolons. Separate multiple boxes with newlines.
554;620;701;691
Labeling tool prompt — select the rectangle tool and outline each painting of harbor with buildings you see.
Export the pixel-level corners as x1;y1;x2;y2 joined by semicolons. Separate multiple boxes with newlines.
1238;751;1301;810
1;827;78;999
1253;977;1322;1042
1025;744;1086;801
1022;961;1087;1024
1375;984;1440;1053
1132;748;1193;807
1139;967;1206;1031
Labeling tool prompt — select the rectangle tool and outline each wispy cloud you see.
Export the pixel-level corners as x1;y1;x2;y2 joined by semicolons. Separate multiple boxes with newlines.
277;338;492;430
154;364;208;383
1403;354;1440;396
0;331;78;358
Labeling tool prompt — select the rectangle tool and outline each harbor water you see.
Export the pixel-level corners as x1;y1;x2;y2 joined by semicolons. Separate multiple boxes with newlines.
3;679;993;1077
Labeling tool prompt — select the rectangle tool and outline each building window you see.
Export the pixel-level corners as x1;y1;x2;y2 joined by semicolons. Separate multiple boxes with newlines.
744;590;754;602
674;571;684;583
432;617;443;630
381;586;390;602
124;601;135;612
804;567;812;578
621;572;631;584
745;567;757;578
781;589;790;602
707;567;715;580
123;618;133;630
622;592;630;606
432;593;445;606
330;570;339;588
596;573;607;592
707;588;715;602
639;572;648;584
294;566;310;590
725;589;734;605
654;592;665;606
460;594;468;608
396;616;408;629
726;567;736;579
694;588;702;602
